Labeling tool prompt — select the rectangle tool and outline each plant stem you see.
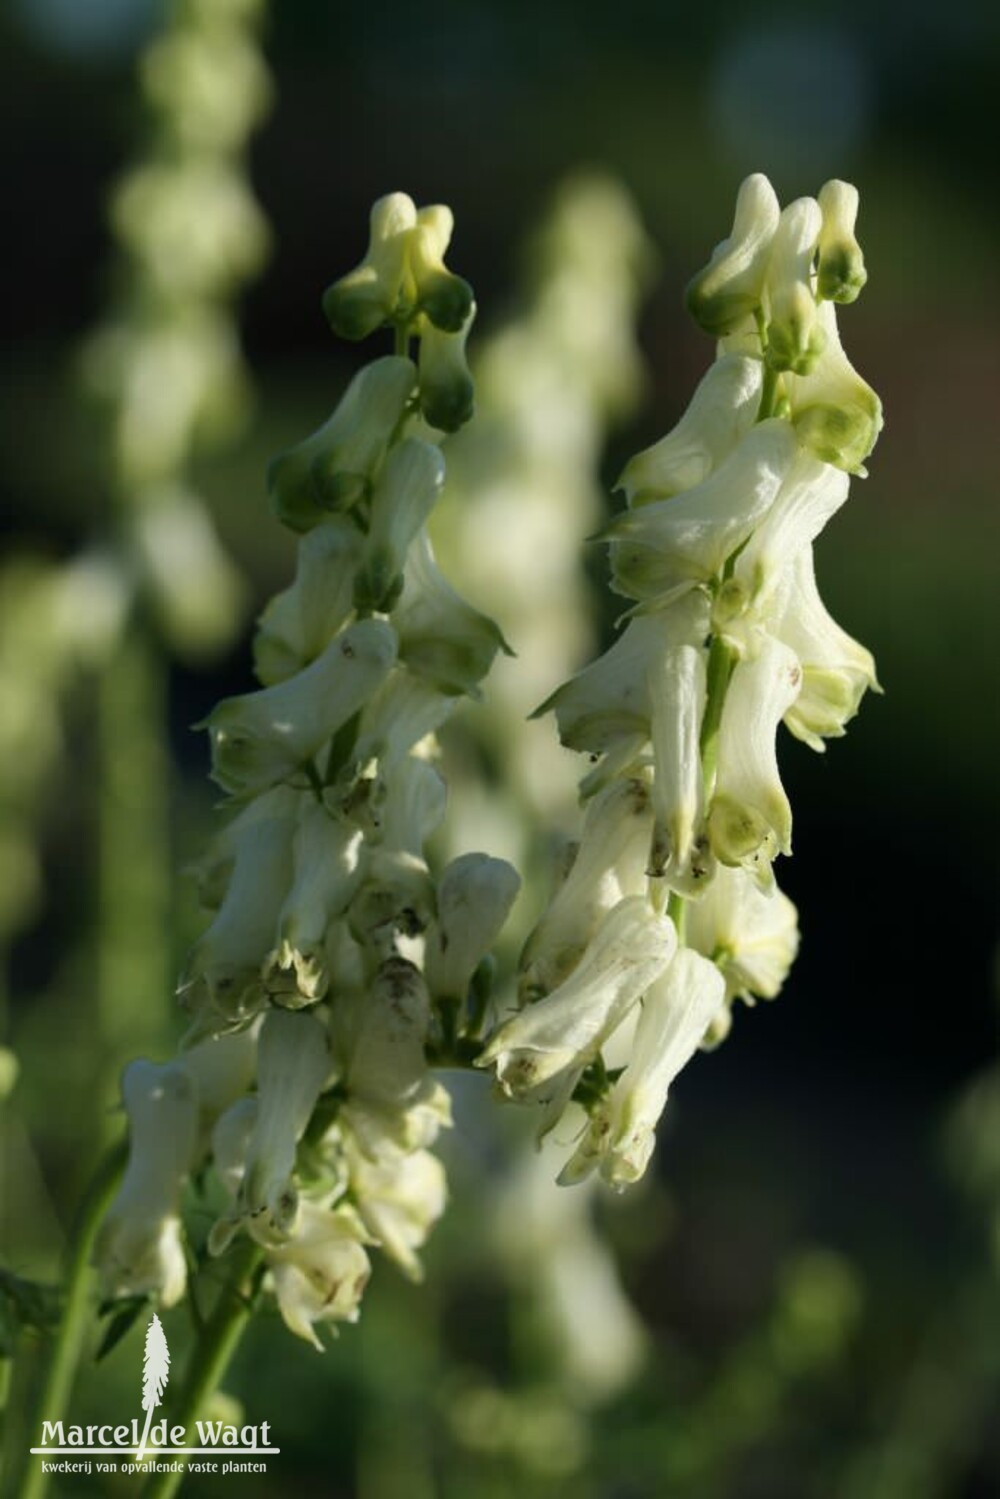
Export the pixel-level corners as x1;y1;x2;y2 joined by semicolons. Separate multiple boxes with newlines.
699;634;735;800
140;1240;264;1499
12;1143;126;1499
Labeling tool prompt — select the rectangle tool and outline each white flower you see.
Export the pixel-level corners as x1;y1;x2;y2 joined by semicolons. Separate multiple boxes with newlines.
786;299;883;474
264;801;364;1003
685;173;781;336
519;777;654;999
267;356;416;531
816;179;867;304
253;519;362;685
534;613;661;757
478;896;677;1099
606;420;798;606
409;203;474;332
714;450;849;643
616;354;763;505
355;438;445;612
95;1061;199;1306
232;1009;331;1244
347;1145;447;1281
322;192;419;340
266;1201;372;1348
181;789;298;1027
561;947;725;1188
707;638;802;880
392;530;509;697
353;668;455;774
685;864;799;1003
177;1026;258;1135
645;593;713;893
424;853;521;1003
205;618;397;798
763;197;825;375
334;956;431;1109
769;545;879;750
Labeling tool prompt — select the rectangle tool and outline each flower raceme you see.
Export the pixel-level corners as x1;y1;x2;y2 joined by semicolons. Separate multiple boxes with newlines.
96;176;881;1351
477;172;881;1186
96;194;519;1344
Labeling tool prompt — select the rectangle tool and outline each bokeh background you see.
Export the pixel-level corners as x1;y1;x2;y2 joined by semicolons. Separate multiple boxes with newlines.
2;1;998;1496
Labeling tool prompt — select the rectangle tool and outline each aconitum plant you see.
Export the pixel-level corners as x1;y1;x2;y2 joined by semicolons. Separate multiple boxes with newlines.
69;172;877;1489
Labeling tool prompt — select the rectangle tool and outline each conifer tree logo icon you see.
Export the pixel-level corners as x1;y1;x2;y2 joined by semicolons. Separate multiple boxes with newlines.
137;1313;170;1462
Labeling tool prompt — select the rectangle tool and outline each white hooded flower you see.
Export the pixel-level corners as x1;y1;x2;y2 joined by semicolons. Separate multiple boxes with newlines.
645;591;713;893
685;173;781;336
616;354;763;505
266;1201;372;1348
253;519;363;686
534;613;661;757
354;438;445;612
714;450;849;644
181;788;298;1027
353;668;455;774
321;192;419;340
519;777;654;1000
560;947;725;1188
205;618;397;798
685;864;799;1003
347;1144;447;1281
424;853;521;1003
264;800;364;1004
478;896;677;1099
267;356;417;531
231;1009;331;1245
769;545;879;750
95;1061;199;1306
816;179;867;305
334;956;431;1109
606;420;798;605
408;203;475;332
763;197;825;375
391;530;509;697
786;299;883;474
177;1025;258;1139
707;638;802;880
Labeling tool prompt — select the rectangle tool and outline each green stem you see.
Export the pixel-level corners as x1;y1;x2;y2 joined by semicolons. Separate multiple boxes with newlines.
12;1143;126;1499
139;1240;264;1499
699;634;736;801
667;889;687;943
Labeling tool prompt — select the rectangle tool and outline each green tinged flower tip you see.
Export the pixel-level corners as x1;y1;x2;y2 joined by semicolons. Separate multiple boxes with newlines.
786;301;883;473
323;192;419;341
764;198;826;376
409;205;475;333
354;438;445;613
685;173;780;336
418;303;477;433
816;180;867;304
267;357;416;533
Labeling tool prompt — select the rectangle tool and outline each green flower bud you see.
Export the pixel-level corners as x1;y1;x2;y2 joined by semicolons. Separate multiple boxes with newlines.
267;356;416;533
685;174;780;336
410;205;475;332
765;198;826;375
418;303;476;432
816;180;867;304
322;192;418;340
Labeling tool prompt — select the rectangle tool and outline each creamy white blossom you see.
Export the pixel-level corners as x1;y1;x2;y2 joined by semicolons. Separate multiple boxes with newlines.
763;197;825;375
265;800;364;1003
266;1201;372;1348
95;1061;199;1306
253;519;362;685
685;863;799;1005
424;853;522;1004
478;896;676;1098
561;948;725;1187
685;173;781;336
816;179;867;304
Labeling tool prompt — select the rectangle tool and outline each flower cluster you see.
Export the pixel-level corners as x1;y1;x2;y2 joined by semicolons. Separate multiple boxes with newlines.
477;174;882;1188
96;194;520;1346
